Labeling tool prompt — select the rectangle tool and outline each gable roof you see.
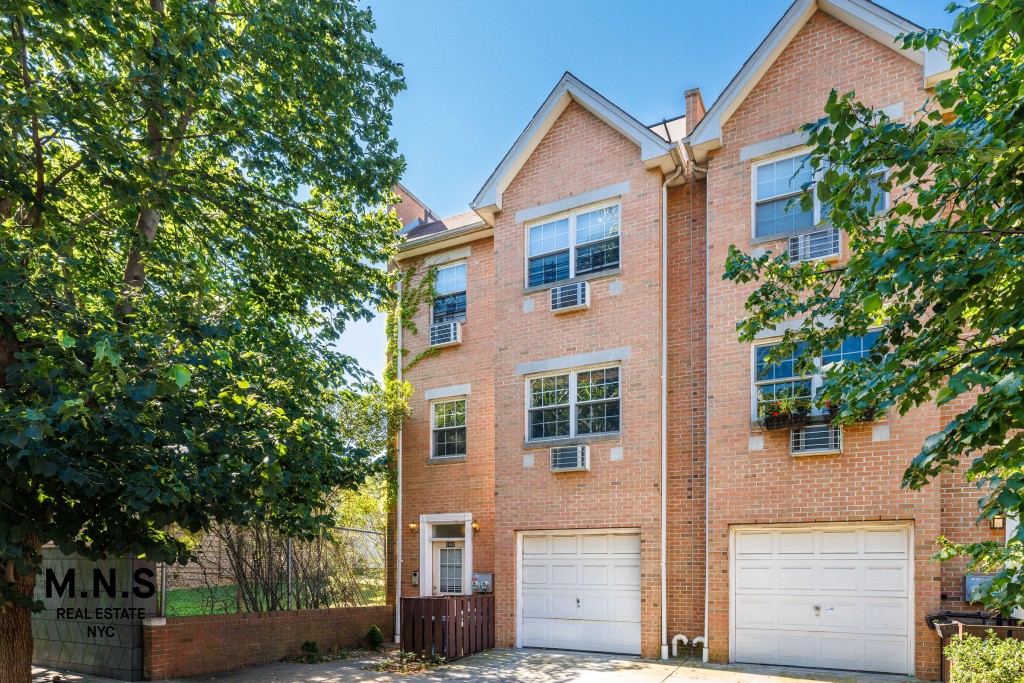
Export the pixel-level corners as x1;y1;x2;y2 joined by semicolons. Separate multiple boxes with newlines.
688;0;954;162
471;72;680;224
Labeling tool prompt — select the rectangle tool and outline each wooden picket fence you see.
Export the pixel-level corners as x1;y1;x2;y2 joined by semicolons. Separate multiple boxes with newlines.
400;595;494;662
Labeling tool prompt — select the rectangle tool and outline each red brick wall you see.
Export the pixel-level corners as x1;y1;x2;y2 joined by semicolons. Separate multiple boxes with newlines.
703;12;998;680
666;178;708;645
143;606;393;680
396;236;496;601
490;100;667;657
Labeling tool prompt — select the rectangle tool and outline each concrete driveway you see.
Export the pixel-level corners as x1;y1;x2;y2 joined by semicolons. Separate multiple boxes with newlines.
33;649;921;683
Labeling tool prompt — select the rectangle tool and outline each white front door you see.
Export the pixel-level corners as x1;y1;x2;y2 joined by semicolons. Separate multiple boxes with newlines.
432;541;465;595
732;524;912;674
520;531;641;654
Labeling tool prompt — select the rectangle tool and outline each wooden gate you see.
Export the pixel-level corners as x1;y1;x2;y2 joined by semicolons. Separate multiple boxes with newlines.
400;595;494;661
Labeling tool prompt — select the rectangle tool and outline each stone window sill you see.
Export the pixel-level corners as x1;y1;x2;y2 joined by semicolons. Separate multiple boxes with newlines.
522;268;621;295
523;433;620;450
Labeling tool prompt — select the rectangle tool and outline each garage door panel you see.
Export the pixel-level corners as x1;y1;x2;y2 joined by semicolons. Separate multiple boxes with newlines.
816;636;859;668
550;563;577;584
612;562;641;586
612;534;641;555
865;638;909;669
520;532;641;655
821;530;859;554
521;591;548;618
864;566;905;591
735;597;774;625
551;535;578;554
737;565;773;590
819;603;858;628
863;600;908;632
581;534;608;554
522;563;548;584
733;525;911;675
865;528;908;555
819;566;857;591
777;566;813;590
778;600;818;627
736;531;773;555
580;564;607;585
777;531;815;554
523;536;548;555
777;633;821;662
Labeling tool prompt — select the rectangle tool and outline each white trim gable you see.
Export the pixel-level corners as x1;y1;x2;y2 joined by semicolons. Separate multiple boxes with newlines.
471;72;678;225
688;0;953;162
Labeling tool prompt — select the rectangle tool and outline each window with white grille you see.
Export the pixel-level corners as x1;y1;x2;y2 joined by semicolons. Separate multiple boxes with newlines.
433;262;466;324
431;399;466;458
753;151;888;240
438;547;463;594
754;331;882;421
528;366;620;441
528;203;620;287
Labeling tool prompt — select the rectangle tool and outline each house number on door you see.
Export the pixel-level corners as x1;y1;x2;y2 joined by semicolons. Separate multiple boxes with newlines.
445;541;456;548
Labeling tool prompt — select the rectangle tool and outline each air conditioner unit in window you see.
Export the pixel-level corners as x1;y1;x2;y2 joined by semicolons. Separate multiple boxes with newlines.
550;445;589;472
789;227;840;263
429;321;462;348
550;281;589;313
790;425;842;455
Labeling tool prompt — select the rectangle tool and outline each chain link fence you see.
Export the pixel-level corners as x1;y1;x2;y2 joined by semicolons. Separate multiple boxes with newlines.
157;524;386;616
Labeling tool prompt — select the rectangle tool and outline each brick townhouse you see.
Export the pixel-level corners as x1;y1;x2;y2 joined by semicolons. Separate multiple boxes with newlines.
388;1;1005;679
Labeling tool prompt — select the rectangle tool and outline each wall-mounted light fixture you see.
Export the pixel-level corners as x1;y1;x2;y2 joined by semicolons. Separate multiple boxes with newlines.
471;521;480;532
408;522;418;532
991;515;1006;530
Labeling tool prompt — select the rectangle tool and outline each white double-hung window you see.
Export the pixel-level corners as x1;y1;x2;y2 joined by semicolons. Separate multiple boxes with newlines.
431;399;466;458
753;152;887;261
527;366;620;441
527;203;620;287
432;262;467;324
753;331;882;454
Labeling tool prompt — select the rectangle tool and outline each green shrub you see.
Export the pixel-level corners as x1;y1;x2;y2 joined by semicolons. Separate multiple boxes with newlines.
945;632;1024;683
300;640;320;657
366;624;385;650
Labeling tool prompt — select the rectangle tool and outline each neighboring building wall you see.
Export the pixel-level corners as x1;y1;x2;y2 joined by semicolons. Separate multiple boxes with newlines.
701;12;997;681
397;237;496;600
489;100;668;657
143;606;394;680
394;184;433;228
666;178;708;645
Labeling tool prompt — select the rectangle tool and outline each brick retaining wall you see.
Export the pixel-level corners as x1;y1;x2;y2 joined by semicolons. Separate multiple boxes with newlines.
143;605;394;680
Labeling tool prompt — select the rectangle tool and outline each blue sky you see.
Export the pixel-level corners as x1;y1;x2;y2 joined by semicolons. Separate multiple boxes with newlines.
340;0;955;380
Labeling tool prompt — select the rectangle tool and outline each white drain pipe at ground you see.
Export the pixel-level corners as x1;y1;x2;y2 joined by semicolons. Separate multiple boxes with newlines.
670;634;688;657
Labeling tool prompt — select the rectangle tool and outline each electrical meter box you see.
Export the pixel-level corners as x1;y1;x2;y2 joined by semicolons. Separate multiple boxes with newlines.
965;572;995;602
471;573;493;593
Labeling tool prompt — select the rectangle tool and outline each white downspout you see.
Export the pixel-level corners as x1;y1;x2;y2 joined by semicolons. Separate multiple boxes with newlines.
661;160;685;660
700;158;711;664
394;277;404;643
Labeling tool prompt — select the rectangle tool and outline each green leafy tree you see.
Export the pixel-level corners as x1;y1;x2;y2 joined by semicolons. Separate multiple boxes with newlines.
0;0;404;678
725;0;1024;615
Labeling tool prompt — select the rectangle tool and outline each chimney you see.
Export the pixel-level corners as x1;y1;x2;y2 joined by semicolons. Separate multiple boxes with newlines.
684;87;706;137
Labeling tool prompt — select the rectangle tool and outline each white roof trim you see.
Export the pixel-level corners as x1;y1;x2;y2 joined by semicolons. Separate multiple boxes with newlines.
688;0;953;161
471;72;677;224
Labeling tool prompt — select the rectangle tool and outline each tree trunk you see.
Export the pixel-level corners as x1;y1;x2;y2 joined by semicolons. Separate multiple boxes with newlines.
0;536;39;683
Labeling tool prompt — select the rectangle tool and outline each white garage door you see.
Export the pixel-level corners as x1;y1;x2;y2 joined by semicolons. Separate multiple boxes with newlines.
521;531;641;654
733;525;912;674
